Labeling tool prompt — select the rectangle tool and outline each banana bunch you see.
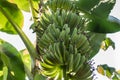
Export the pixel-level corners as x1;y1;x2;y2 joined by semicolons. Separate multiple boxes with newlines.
40;42;66;79
33;0;96;79
40;42;93;80
67;53;92;78
45;0;73;12
35;9;84;39
70;28;92;55
38;23;92;55
37;23;93;79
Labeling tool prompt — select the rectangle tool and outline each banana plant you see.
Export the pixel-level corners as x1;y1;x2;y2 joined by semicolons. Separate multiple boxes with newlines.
0;0;120;80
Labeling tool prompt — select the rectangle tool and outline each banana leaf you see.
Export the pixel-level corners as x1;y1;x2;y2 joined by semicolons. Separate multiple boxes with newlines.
0;39;25;80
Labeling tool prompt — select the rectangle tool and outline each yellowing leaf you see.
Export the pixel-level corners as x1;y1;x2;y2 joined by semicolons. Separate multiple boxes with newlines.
117;70;120;74
97;65;105;75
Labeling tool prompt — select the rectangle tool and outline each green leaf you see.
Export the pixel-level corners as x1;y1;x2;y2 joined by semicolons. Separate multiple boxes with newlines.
0;39;25;80
20;49;31;70
34;73;47;80
87;17;120;33
0;59;3;70
91;0;116;18
88;32;106;59
75;0;115;18
106;69;112;78
0;72;3;80
76;0;119;33
19;50;33;80
0;52;11;69
101;38;115;50
8;0;39;12
84;0;120;33
75;0;100;12
8;0;30;12
112;75;119;80
97;64;119;79
3;66;8;80
0;0;24;34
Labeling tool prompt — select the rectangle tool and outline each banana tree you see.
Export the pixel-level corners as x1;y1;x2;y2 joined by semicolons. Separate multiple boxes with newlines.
0;0;120;80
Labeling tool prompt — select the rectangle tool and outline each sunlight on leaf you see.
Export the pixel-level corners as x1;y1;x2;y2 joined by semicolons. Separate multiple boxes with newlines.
20;49;31;70
3;66;8;80
0;0;24;34
117;70;120;74
101;38;115;50
8;0;39;12
0;71;3;77
8;0;30;12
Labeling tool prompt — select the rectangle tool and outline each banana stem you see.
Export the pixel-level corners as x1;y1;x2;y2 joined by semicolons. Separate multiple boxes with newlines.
63;65;67;80
28;0;36;22
24;65;33;80
0;7;37;65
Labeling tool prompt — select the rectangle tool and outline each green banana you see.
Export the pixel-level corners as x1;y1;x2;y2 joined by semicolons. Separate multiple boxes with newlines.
39;19;47;30
39;38;48;48
49;45;62;64
57;16;64;27
49;24;60;40
52;44;63;64
49;0;56;11
40;62;55;69
61;10;67;23
78;64;92;79
54;43;63;64
46;26;56;41
41;34;51;45
44;33;53;43
51;14;58;25
59;30;66;41
42;67;59;78
74;55;86;73
45;51;59;65
68;54;74;73
68;13;78;28
73;53;81;72
43;56;54;66
69;44;74;54
71;28;78;43
41;13;50;25
66;12;72;24
79;69;92;80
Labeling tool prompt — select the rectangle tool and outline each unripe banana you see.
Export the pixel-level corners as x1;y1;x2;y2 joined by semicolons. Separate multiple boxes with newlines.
68;54;74;73
54;43;63;63
74;55;86;73
73;53;81;72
